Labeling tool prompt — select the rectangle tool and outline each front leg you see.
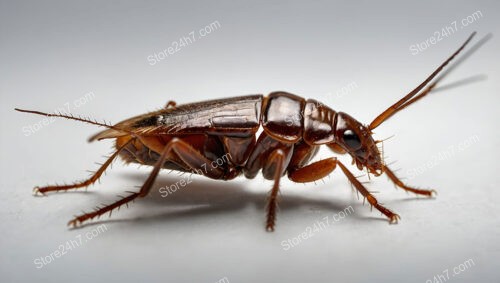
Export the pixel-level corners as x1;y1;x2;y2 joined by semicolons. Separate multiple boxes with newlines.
383;166;437;197
289;158;400;224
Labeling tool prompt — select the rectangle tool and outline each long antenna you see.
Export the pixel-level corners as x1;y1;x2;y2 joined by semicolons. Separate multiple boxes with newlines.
369;32;478;130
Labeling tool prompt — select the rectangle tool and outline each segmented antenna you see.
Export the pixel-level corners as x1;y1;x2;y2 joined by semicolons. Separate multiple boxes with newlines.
369;32;479;130
14;108;136;137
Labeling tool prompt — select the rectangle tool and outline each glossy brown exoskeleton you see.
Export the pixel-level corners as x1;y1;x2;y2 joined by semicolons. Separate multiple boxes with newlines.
16;32;485;231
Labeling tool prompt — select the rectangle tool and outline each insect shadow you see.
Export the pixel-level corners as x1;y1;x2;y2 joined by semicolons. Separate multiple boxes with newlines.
70;172;378;229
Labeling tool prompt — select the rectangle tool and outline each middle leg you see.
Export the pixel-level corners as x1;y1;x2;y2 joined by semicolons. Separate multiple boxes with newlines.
263;149;287;232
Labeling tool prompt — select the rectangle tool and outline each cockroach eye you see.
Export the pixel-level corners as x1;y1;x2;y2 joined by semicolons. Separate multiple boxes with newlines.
343;130;362;150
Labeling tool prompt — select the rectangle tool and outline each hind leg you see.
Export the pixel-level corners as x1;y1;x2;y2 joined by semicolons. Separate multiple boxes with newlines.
165;100;176;109
34;139;134;195
68;138;226;227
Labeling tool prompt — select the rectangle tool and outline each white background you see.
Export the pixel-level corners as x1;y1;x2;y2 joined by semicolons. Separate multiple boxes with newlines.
1;1;499;282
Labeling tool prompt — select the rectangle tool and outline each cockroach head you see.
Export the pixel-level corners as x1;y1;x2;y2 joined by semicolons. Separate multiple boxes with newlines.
333;112;384;176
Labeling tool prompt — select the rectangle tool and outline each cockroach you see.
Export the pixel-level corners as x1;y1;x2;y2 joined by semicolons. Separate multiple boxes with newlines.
16;32;487;231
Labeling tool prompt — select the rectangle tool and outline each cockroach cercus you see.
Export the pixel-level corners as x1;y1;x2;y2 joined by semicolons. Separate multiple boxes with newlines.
16;32;488;231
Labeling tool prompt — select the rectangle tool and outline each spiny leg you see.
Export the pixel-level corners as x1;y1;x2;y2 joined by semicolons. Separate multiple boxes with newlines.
289;158;400;224
34;138;134;195
165;100;176;109
336;161;400;223
68;138;199;227
264;149;287;232
383;166;436;197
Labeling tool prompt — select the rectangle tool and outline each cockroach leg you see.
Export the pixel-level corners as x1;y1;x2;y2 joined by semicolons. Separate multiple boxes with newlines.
265;149;287;232
67;138;194;227
290;158;400;223
327;143;346;155
288;158;338;183
33;138;135;195
336;161;400;224
383;166;437;197
165;100;177;109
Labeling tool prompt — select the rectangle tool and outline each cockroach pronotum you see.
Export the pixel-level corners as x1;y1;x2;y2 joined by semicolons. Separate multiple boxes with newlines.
16;32;488;231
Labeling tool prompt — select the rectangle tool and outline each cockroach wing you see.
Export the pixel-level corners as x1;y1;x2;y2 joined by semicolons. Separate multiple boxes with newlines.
89;95;263;141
